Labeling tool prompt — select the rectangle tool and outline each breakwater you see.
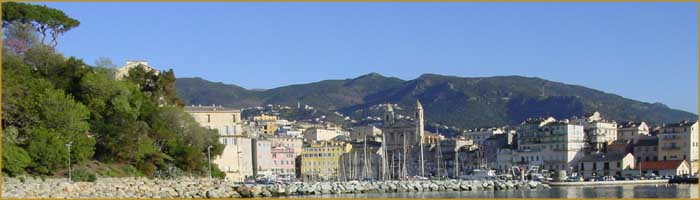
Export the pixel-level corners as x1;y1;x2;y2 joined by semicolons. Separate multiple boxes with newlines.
1;177;549;199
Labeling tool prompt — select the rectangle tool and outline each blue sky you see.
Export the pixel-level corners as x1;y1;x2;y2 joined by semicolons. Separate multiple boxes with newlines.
43;3;698;113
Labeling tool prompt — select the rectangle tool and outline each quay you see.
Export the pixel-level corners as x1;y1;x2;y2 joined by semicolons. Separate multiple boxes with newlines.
546;179;668;187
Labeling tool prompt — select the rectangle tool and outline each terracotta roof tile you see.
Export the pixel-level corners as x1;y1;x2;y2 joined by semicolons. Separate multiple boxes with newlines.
639;160;686;170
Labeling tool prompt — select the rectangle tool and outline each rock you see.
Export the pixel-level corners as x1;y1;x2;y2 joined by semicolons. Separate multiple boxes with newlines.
206;187;227;198
460;183;471;191
429;183;439;191
261;189;272;197
237;186;253;198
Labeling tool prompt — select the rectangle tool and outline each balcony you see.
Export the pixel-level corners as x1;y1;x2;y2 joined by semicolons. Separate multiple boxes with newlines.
661;146;681;150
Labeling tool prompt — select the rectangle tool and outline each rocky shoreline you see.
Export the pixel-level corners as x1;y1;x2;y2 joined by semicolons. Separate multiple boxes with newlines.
2;177;550;199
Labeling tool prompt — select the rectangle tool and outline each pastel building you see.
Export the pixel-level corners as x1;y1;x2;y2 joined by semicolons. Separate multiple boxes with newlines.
271;145;296;181
301;141;352;181
617;121;650;142
657;120;699;174
185;105;249;181
516;119;586;172
252;139;273;178
571;112;617;153
578;153;635;178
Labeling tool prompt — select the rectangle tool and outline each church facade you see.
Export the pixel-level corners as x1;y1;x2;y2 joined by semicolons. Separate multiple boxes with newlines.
382;100;429;179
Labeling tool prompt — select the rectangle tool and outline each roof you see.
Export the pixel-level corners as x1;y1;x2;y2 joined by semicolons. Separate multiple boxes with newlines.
579;153;630;162
619;121;644;129
662;120;698;128
640;160;687;170
184;105;240;113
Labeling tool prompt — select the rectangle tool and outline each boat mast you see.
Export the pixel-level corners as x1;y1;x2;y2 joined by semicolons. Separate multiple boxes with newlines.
402;131;407;179
436;128;442;177
382;132;388;181
363;136;369;179
455;149;460;178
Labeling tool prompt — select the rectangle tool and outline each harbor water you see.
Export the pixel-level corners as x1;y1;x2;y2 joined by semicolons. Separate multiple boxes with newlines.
292;184;698;198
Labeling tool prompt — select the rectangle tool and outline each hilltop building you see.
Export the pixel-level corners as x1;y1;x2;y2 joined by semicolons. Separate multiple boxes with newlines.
114;60;159;80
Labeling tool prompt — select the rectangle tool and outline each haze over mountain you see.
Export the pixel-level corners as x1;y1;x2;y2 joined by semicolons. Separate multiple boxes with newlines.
175;73;697;129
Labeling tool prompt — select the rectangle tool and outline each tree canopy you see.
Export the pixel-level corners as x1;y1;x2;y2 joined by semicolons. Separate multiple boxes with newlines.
2;3;224;178
2;2;80;47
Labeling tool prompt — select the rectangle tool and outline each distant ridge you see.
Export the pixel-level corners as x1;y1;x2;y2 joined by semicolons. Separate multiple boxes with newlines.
175;73;697;129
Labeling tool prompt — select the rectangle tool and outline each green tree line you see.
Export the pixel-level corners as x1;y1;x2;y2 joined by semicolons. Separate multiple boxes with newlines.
2;2;225;178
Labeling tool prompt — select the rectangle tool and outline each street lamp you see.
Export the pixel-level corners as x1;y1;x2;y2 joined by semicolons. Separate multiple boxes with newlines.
207;145;213;179
66;142;73;182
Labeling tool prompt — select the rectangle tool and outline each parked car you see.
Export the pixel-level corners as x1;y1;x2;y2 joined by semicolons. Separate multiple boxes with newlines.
602;176;616;181
567;176;583;182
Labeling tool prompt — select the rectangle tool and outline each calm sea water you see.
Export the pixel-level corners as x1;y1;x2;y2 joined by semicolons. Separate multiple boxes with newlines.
287;184;698;198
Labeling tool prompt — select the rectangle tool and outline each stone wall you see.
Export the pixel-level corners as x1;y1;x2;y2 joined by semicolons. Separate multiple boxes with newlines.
2;176;549;199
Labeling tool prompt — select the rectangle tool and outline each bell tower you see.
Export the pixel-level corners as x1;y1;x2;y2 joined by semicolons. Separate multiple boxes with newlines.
384;103;395;125
416;99;425;176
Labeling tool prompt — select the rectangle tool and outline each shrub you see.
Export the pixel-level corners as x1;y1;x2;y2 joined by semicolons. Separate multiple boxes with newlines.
70;168;96;182
1;143;31;177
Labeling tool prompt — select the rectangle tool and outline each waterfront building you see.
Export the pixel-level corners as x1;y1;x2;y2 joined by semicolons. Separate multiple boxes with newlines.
269;136;303;157
578;153;635;178
382;100;430;178
657;120;699;174
185;105;243;136
495;146;515;173
633;135;659;163
617;121;650;142
271;145;296;181
639;160;691;177
482;132;514;170
571;111;618;153
300;141;352;181
185;105;249;181
515;119;586;172
458;146;487;173
252;139;273;179
214;136;253;181
432;138;473;177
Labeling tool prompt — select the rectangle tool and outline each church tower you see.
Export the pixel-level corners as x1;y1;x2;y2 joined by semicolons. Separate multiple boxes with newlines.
416;99;425;176
384;103;395;125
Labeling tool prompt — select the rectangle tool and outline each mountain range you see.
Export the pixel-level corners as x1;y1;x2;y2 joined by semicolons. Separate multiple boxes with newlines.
175;73;697;129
